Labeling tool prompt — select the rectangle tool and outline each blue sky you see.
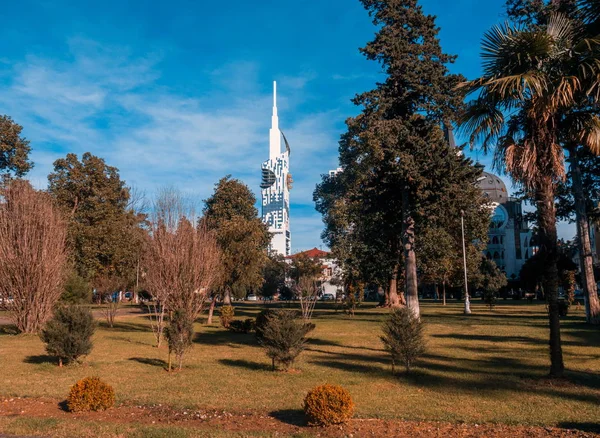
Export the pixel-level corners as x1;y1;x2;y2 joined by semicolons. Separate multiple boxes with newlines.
0;0;574;251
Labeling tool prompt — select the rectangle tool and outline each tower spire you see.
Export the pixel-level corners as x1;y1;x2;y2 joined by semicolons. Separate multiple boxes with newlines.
269;80;281;158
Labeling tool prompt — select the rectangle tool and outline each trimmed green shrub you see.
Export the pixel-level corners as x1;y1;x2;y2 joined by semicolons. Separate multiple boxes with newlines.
228;318;255;333
259;309;314;370
381;307;425;373
164;309;194;370
40;305;95;366
303;384;354;426
67;376;115;412
219;305;235;328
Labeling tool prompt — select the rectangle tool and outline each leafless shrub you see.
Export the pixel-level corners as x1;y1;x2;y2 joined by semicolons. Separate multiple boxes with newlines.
0;180;68;333
94;275;125;328
143;188;221;347
298;275;319;322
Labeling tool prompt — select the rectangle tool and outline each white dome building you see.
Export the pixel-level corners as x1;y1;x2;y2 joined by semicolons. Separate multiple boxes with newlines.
477;171;533;280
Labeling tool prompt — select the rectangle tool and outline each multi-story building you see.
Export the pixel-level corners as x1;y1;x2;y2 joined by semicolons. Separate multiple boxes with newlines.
478;171;534;279
260;81;291;256
286;247;344;298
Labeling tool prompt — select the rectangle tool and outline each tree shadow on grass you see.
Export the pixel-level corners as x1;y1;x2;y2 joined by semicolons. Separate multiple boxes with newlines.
0;324;18;335
558;422;600;433
432;332;596;348
218;358;272;371
129;357;168;368
194;329;257;347
306;337;383;352
269;409;306;427
310;358;385;375
24;354;57;365
97;321;150;332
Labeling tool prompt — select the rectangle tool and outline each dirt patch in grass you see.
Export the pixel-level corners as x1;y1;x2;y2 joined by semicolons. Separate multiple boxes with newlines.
1;396;597;437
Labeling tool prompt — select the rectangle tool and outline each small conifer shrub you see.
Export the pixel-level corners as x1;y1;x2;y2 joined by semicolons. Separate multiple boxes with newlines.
40;305;96;366
483;290;497;310
164;309;194;370
219;305;235;328
303;384;354;426
67;376;115;412
259;309;313;370
381;307;425;373
228;318;255;333
254;308;275;340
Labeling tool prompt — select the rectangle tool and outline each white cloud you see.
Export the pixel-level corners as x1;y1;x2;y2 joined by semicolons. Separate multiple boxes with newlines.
0;39;338;250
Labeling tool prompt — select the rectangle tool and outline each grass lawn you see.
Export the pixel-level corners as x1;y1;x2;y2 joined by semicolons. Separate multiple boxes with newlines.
0;300;599;436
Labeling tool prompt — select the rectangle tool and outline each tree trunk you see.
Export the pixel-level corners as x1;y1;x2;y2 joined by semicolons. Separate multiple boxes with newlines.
402;190;420;319
223;288;232;306
388;264;402;307
442;281;446;306
207;297;216;324
536;179;564;377
569;147;600;324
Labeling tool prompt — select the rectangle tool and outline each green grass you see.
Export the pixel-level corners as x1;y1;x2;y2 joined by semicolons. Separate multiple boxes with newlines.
1;301;599;430
0;416;290;438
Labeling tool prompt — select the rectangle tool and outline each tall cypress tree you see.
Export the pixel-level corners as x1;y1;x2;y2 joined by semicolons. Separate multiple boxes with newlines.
315;0;489;316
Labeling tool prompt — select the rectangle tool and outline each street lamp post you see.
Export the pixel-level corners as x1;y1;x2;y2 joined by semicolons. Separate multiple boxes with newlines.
461;210;471;315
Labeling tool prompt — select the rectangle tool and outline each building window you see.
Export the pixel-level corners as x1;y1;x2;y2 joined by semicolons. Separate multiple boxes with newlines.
492;236;499;244
493;251;500;259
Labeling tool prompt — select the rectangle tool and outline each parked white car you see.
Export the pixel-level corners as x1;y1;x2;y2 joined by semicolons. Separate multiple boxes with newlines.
246;294;258;301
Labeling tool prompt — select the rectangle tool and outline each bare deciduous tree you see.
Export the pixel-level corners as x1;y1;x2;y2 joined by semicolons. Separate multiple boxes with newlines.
298;275;319;322
94;275;125;328
144;188;221;348
0;181;68;333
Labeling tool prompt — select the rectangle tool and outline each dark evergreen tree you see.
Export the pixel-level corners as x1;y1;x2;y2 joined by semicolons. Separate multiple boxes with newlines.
261;254;288;298
61;272;92;304
47;153;147;286
0;115;33;179
203;176;270;304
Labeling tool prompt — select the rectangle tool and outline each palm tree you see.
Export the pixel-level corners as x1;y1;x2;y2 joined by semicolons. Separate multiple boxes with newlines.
561;114;600;324
459;13;600;377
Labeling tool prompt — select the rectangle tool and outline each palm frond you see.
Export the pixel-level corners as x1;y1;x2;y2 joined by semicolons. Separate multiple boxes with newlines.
580;0;600;27
547;13;575;49
457;98;505;153
563;112;600;155
485;71;548;100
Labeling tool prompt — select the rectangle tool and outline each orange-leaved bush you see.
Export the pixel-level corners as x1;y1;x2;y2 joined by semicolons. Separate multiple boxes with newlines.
67;376;115;412
303;384;354;426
